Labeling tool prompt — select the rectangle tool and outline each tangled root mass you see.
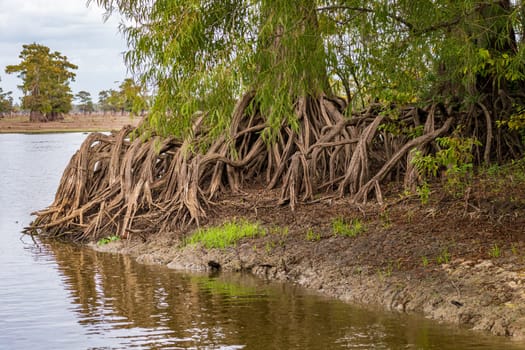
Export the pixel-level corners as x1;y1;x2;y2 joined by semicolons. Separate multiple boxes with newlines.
28;94;458;241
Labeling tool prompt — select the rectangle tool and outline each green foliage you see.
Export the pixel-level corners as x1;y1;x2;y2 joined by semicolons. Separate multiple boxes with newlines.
97;235;120;245
471;49;525;83
118;78;148;114
503;105;525;131
98;79;147;115
416;181;431;205
89;0;525;142
411;135;481;198
332;217;365;237
98;89;118;113
498;104;525;144
186;220;265;249
5;43;77;116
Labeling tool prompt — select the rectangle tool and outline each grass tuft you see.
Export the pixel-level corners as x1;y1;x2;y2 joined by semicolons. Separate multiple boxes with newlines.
332;217;365;237
305;228;321;242
97;235;120;246
186;219;265;249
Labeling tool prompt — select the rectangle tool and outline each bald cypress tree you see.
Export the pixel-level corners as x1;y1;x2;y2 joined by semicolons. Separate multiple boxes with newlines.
0;78;13;116
6;43;77;122
29;1;525;240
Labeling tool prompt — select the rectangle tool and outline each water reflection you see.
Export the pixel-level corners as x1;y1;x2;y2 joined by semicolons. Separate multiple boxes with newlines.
43;240;525;350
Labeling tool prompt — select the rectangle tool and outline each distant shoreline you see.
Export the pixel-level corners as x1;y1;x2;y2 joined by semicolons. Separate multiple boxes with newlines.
0;113;142;133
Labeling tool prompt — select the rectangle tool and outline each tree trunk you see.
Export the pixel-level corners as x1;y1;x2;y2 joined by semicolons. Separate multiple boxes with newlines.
47;112;64;121
29;111;46;122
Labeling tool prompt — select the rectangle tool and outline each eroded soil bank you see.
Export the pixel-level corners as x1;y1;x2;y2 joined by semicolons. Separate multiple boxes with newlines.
92;173;525;341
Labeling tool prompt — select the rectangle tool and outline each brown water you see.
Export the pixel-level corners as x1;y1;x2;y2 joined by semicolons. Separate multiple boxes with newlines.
1;132;525;349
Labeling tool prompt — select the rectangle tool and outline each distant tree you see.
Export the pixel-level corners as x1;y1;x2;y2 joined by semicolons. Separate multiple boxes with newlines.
118;78;147;115
98;89;121;114
108;89;124;113
0;78;13;116
5;43;77;122
98;79;147;115
75;90;95;114
98;90;112;114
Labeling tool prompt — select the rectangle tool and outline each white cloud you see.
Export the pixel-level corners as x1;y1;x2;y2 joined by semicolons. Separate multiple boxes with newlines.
0;0;128;102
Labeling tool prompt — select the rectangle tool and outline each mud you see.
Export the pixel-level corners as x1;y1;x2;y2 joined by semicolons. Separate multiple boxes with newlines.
0;113;141;133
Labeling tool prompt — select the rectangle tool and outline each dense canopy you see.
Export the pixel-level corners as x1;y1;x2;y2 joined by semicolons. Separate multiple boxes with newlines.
89;0;525;143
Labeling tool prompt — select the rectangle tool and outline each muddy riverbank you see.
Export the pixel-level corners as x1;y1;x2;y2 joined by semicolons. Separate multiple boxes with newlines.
0;113;141;133
91;167;525;340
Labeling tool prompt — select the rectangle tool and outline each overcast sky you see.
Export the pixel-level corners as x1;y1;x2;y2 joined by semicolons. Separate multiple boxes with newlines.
0;0;128;103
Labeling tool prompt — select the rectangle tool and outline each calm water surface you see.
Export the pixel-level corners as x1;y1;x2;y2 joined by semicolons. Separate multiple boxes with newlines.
0;132;524;349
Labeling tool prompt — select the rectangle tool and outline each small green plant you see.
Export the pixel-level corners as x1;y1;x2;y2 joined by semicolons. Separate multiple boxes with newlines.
385;263;394;277
265;241;276;253
421;256;429;267
511;243;519;256
406;209;415;224
436;247;451;264
377;263;393;281
269;225;289;237
332;217;365;237
186;219;265;249
380;210;392;229
269;226;289;246
97;235;120;245
489;244;501;258
416;181;431;205
411;135;481;199
305;228;321;242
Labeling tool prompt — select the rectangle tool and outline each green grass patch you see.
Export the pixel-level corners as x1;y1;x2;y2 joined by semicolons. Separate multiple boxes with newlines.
332;217;365;237
436;247;451;264
489;244;501;258
97;235;120;245
186;220;265;249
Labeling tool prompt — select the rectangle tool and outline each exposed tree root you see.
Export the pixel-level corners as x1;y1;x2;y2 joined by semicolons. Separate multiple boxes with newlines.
27;95;458;241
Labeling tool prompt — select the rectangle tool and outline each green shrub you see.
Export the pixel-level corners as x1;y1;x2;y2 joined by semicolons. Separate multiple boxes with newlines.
411;135;481;200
